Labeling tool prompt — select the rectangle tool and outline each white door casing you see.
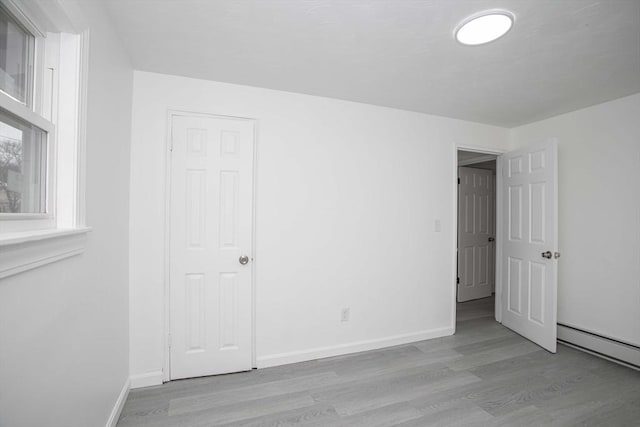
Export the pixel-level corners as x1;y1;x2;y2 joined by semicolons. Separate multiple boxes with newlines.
458;167;495;302
169;113;254;380
501;139;558;353
490;175;496;294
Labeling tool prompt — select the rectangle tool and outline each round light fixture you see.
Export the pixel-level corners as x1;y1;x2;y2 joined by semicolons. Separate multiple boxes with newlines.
455;10;514;46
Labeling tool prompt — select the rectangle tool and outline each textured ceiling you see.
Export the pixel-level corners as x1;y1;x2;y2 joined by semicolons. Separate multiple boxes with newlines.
104;0;640;127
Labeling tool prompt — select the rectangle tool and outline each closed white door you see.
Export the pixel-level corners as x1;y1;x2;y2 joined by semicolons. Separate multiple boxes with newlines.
169;114;254;380
501;139;558;353
458;167;495;302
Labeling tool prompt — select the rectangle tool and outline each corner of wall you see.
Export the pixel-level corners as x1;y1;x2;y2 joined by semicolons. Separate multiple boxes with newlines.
506;127;518;150
106;377;130;427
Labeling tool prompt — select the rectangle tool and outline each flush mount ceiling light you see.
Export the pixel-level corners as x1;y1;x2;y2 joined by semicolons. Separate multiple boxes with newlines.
455;10;514;45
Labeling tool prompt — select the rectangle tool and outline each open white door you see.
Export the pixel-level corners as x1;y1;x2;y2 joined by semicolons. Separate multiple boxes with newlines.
501;139;558;353
458;167;495;302
169;114;254;379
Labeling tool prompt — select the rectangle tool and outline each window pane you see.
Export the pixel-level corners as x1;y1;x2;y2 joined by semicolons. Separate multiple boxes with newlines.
0;6;33;103
0;109;46;213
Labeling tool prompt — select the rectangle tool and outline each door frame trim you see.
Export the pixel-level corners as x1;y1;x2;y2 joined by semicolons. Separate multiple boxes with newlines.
453;144;506;331
162;109;258;382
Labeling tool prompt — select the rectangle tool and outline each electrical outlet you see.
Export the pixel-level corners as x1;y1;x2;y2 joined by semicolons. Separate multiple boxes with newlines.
341;308;350;322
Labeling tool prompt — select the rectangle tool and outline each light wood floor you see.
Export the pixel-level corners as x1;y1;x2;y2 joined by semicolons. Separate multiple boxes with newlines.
118;296;640;426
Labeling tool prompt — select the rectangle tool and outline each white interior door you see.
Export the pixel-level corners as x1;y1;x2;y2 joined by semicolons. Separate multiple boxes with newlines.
501;139;558;353
458;167;495;302
169;114;254;380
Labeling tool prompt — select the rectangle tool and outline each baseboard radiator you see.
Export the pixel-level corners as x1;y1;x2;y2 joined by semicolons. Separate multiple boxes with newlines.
557;323;640;370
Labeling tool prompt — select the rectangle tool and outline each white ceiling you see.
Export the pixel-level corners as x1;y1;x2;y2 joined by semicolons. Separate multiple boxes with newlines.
104;0;640;127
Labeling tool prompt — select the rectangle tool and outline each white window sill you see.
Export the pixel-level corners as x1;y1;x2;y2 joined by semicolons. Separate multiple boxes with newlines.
0;227;91;279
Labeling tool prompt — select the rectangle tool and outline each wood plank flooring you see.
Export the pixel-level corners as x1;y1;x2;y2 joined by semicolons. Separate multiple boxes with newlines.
118;296;640;426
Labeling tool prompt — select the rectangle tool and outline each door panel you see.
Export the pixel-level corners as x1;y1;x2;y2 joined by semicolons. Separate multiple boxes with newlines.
501;139;558;353
170;114;254;380
457;167;495;302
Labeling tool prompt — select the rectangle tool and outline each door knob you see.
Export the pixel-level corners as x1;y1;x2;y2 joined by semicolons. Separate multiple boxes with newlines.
541;251;552;259
239;255;249;265
488;237;495;242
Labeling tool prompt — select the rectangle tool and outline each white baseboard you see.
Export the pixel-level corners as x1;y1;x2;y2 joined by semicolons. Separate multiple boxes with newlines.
256;326;454;368
558;324;640;369
129;371;164;389
106;378;130;427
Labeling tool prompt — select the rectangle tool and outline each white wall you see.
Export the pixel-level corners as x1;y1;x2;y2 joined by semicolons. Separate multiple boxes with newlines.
0;2;133;427
510;93;640;346
129;71;509;383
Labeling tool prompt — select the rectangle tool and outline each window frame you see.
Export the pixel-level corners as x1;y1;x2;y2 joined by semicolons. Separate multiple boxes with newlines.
0;0;90;278
0;0;56;230
0;92;56;225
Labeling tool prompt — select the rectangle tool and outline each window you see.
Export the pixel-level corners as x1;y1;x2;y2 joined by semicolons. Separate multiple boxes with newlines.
0;0;89;278
0;4;33;104
0;1;55;232
0;108;46;213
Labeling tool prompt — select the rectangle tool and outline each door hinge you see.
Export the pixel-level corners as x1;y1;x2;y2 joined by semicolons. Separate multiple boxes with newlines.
458;178;460;184
168;333;172;348
456;277;460;284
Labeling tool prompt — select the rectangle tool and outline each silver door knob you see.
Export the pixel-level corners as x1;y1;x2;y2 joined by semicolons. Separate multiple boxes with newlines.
488;237;495;242
239;255;249;265
541;251;552;259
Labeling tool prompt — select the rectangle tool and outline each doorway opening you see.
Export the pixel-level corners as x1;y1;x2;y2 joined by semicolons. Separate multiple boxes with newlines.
453;141;560;353
456;149;498;324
